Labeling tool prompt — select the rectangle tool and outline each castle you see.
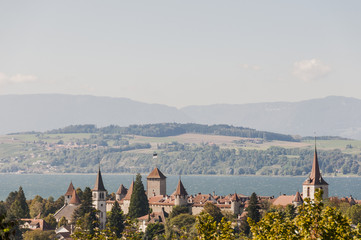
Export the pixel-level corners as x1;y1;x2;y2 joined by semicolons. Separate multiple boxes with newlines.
54;142;329;229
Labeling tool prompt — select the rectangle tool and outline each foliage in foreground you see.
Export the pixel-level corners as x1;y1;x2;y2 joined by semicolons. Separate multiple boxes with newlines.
249;189;361;240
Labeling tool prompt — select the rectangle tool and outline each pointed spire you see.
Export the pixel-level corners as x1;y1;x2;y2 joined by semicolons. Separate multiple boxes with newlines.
231;193;240;202
65;181;75;196
123;180;134;200
304;141;328;185
147;167;166;179
69;189;81;205
116;184;128;195
93;167;106;191
293;191;303;203
174;179;188;196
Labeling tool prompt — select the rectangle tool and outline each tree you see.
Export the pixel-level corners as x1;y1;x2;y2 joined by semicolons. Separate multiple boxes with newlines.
249;189;358;240
347;204;361;225
128;174;149;219
247;192;261;223
8;187;30;219
23;230;55;240
169;205;189;219
196;213;235;240
201;202;223;223
72;187;98;235
58;216;68;228
44;214;57;229
145;222;165;239
0;213;18;239
166;213;196;239
107;201;125;238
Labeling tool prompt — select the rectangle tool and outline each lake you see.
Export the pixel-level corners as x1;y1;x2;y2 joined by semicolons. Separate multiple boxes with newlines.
0;174;360;201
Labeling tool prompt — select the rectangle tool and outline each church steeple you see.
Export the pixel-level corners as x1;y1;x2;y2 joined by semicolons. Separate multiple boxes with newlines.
304;146;328;185
93;167;106;191
303;140;329;200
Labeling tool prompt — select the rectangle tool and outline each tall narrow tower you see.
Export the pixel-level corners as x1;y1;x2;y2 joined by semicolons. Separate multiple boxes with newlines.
174;179;188;206
147;168;166;199
92;167;107;229
64;181;75;205
303;145;329;200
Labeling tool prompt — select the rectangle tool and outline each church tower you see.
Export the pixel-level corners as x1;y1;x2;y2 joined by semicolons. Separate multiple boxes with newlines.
92;167;107;229
303;145;329;200
147;168;166;199
64;181;75;205
174;179;188;206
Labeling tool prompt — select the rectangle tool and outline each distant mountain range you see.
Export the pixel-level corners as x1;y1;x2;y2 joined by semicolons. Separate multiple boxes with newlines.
1;94;361;139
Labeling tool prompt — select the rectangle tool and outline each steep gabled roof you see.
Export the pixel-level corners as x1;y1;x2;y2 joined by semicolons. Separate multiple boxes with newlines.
65;182;75;196
293;191;303;203
123;181;134;200
116;184;128;195
231;193;240;202
93;167;106;191
303;146;328;185
147;168;166;179
69;189;81;205
174;180;188;196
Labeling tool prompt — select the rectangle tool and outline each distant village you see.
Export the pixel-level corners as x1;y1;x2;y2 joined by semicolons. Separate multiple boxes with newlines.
15;144;360;239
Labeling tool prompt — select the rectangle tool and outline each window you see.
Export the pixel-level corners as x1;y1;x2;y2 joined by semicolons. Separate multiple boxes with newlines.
307;187;310;197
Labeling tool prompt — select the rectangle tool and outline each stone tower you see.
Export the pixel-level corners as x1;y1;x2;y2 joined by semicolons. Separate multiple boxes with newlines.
92;167;107;229
147;168;166;199
174;179;188;206
230;193;241;214
64;181;75;205
302;145;329;200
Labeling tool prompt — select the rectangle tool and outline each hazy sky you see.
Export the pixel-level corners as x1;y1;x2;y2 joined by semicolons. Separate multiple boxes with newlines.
1;1;360;107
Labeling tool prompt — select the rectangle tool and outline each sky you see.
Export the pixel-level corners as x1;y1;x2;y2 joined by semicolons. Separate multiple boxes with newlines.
0;1;360;108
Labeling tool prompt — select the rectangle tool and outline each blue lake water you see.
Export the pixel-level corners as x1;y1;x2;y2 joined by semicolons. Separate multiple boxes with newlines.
0;174;360;201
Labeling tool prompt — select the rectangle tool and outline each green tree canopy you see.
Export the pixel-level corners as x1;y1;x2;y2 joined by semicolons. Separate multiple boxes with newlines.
201;202;224;223
128;174;149;219
108;201;125;238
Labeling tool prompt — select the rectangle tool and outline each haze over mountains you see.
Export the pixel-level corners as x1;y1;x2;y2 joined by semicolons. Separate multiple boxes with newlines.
1;94;361;139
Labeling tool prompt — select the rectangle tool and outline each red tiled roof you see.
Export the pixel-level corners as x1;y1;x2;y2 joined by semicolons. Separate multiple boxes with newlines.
174;180;188;196
231;193;240;202
272;195;295;206
123;181;134;200
69;189;81;205
147;168;166;179
65;182;75;196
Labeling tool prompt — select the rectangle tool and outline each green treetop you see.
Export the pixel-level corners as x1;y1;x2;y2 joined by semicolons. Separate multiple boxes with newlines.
128;174;149;219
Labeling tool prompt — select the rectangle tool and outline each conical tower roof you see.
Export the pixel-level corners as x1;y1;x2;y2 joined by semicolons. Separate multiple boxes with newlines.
231;193;240;202
303;146;328;185
174;179;188;196
293;191;303;203
123;181;134;200
65;181;75;196
69;189;81;205
93;167;106;191
147;167;166;179
116;184;128;195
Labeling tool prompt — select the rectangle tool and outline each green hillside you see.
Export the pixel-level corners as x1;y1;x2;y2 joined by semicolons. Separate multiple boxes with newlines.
1;124;361;176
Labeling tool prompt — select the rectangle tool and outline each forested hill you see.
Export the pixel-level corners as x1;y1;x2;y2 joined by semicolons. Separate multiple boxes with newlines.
44;123;298;142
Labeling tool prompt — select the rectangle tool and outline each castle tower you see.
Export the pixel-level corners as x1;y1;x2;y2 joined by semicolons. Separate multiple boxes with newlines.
292;191;303;207
302;145;329;200
147;168;166;199
92;167;107;229
174;179;188;206
230;193;241;214
64;181;75;205
69;189;81;205
122;180;134;214
116;184;128;201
